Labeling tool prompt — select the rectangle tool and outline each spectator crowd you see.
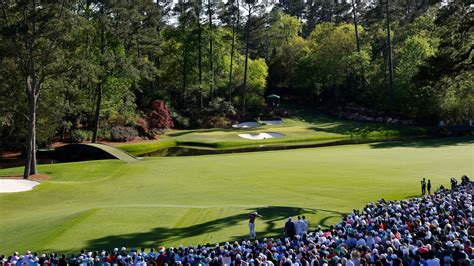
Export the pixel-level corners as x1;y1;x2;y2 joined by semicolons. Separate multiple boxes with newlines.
1;177;472;266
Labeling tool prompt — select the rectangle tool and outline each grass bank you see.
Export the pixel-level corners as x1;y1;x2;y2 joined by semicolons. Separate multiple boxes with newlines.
118;114;428;155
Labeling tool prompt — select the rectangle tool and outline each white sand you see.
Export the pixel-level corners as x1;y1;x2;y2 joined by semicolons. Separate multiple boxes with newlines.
261;120;283;125
238;132;286;140
232;122;261;129
0;179;40;193
232;120;283;128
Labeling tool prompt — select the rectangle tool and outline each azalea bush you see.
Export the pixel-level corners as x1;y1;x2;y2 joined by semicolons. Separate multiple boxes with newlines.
147;100;174;134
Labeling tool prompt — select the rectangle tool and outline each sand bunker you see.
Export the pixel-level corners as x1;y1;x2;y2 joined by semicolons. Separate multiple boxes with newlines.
0;179;40;193
232;122;261;129
238;132;286;140
232;120;284;128
261;120;283;125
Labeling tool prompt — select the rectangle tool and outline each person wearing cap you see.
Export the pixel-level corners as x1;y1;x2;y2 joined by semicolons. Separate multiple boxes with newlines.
248;211;262;239
10;252;19;265
155;249;167;266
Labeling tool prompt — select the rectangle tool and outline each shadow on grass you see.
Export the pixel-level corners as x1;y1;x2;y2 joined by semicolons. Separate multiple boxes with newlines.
84;206;345;251
308;122;428;138
310;125;394;137
369;137;474;149
319;215;341;228
286;103;428;137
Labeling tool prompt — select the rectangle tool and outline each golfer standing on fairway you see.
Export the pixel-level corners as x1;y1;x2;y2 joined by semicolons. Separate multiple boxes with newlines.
249;211;262;239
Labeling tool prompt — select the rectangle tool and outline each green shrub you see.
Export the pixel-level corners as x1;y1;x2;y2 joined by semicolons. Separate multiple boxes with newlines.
97;128;111;141
70;129;91;143
203;116;231;128
110;126;138;142
171;111;190;129
208;98;237;118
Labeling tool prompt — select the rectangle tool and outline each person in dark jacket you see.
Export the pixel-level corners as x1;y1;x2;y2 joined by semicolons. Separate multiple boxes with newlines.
58;254;67;266
450;177;458;189
421;178;426;195
284;217;296;239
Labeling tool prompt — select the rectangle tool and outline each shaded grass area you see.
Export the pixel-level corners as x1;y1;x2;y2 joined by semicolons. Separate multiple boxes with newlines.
0;138;472;253
369;136;474;149
83;206;343;252
288;104;430;137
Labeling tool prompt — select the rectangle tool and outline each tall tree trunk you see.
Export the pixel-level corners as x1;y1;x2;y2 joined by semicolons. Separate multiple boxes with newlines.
92;82;103;143
351;0;369;92
229;0;240;103
351;0;360;53
154;1;163;104
24;87;38;178
197;1;203;109
92;3;105;143
228;20;236;102
228;0;239;103
208;0;214;100
183;40;187;105
241;5;252;115
385;0;395;115
23;0;38;179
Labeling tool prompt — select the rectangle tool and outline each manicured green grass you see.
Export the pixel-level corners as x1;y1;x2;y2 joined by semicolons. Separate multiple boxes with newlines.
118;113;428;155
117;140;177;155
0;137;472;254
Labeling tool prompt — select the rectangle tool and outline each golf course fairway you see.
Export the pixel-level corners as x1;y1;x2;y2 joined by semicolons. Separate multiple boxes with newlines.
0;137;472;254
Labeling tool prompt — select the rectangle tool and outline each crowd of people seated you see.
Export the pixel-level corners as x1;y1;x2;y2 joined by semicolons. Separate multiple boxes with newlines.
1;177;472;266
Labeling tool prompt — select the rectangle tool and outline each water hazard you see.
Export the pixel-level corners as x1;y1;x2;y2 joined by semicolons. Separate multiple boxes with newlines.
138;139;372;157
0;138;396;169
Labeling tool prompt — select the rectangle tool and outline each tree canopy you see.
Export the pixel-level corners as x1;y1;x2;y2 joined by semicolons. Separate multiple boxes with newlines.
0;0;472;177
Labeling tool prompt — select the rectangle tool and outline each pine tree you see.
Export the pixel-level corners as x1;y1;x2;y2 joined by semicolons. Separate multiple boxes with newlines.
0;0;74;178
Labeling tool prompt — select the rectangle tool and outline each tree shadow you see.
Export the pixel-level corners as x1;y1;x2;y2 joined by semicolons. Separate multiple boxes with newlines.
318;215;341;228
83;206;345;251
309;125;387;137
307;122;427;138
369;136;474;149
285;104;385;133
286;103;428;137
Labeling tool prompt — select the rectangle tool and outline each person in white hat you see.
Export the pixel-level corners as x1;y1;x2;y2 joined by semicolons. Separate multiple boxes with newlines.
248;211;262;239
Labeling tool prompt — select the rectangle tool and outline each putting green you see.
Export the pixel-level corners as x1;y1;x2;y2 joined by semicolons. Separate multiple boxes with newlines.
0;137;472;254
117;113;428;155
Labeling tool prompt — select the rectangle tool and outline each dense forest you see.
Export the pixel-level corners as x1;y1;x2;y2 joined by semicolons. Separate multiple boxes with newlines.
0;0;472;173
